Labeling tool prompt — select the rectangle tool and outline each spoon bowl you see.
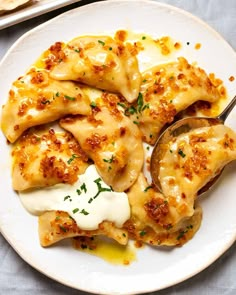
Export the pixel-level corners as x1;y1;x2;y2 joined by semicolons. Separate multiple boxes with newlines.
150;95;236;196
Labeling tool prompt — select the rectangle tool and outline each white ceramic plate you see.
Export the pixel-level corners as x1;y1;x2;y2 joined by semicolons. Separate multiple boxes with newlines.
0;0;81;30
0;1;236;294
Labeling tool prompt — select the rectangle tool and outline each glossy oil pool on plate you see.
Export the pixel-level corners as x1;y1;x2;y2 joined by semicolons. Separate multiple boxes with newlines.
0;0;236;294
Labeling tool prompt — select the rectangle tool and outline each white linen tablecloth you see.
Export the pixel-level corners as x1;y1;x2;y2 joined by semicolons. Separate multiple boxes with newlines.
0;0;236;294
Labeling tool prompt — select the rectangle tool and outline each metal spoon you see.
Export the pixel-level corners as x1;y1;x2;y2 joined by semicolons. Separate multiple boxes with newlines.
150;95;236;196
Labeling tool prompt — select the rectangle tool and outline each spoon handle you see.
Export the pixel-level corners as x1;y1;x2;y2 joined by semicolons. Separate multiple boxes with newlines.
218;95;236;122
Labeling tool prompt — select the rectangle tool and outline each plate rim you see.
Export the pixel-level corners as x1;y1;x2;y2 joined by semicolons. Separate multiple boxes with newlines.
0;0;236;294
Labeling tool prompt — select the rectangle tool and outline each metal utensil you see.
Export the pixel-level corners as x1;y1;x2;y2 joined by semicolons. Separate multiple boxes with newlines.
150;95;236;196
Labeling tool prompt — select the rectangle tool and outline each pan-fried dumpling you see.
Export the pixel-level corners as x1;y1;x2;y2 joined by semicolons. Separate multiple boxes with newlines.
1;68;91;143
39;211;128;247
60;106;144;192
159;124;236;203
48;36;141;103
124;173;202;246
129;57;225;144
12;126;89;191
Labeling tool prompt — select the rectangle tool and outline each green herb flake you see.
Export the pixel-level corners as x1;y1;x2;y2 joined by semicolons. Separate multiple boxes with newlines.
117;102;127;109
146;146;150;151
133;121;139;125
122;233;126;237
80;209;89;215
64;195;71;201
144;185;152;192
73;208;79;214
64;95;76;101
76;189;81;195
139;230;147;236
41;100;51;105
59;225;67;232
67;154;79;164
103;155;114;164
142;36;146;40
92;178;112;200
142;79;147;83
56;92;60;97
125;106;137;115
90;101;97;108
98;40;105;46
178;149;186;158
109;47;113;51
74;49;80;53
169;149;173;153
55;216;60;221
80;183;87;193
137;92;144;113
176;224;193;240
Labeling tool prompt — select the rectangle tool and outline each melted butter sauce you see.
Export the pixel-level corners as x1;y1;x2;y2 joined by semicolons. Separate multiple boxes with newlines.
72;236;137;265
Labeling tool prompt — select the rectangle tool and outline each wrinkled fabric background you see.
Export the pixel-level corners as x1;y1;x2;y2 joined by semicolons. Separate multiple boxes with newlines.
0;0;236;294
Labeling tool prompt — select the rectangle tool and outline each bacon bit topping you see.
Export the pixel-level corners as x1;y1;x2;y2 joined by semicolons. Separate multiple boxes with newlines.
150;99;177;123
155;36;171;55
144;198;169;224
195;43;201;50
31;71;45;84
219;133;235;150
114;30;127;42
85;134;108;150
18;102;28;116
14;125;20;131
120;127;126;137
183;147;210;180
229;76;235;82
174;42;181;49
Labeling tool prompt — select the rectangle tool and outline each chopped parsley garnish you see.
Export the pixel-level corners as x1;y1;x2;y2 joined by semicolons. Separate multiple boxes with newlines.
64;195;71;201
74;49;80;53
73;208;79;214
169;149;173;153
103;155;114;164
64;95;76;101
76;189;81;195
125;106;137;115
109;47;113;51
133;121;139;125
41;100;50;105
67;154;79;164
176;225;193;240
137;92;144;113
59;225;67;232
139;230;147;236
142;36;146;40
98;40;105;46
89;178;112;202
178;149;186;158
80;209;89;215
56;92;60;97
144;185;152;192
117;102;127;109
55;216;60;221
90;101;97;108
80;183;87;193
